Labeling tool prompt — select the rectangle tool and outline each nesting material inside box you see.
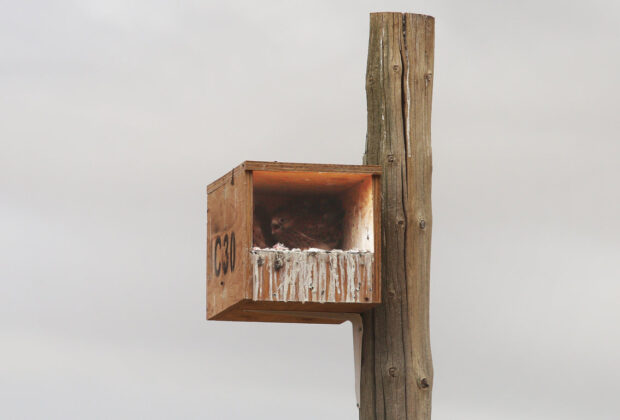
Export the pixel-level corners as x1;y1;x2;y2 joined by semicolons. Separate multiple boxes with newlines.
252;170;375;251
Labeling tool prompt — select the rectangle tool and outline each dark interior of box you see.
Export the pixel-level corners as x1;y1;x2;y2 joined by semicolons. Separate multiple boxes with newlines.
252;171;374;251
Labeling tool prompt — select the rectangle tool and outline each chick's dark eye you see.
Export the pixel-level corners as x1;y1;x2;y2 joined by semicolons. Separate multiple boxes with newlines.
279;218;285;223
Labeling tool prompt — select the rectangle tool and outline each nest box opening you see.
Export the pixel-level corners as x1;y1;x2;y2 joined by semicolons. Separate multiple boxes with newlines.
206;162;381;323
252;171;375;251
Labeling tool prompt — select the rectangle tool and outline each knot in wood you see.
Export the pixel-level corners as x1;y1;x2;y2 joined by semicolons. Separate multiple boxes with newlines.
388;367;397;377
419;377;430;389
392;64;400;72
419;219;426;229
425;72;433;82
387;154;395;163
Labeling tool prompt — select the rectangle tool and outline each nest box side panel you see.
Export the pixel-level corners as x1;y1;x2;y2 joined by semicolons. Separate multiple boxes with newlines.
372;174;382;302
341;175;374;251
206;166;251;319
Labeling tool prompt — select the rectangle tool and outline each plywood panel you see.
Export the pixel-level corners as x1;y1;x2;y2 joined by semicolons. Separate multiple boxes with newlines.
213;300;377;323
249;249;379;304
253;170;371;194
206;165;251;319
244;161;382;174
341;176;374;251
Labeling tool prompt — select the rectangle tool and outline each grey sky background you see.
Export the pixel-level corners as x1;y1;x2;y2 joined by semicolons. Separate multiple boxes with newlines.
1;1;619;419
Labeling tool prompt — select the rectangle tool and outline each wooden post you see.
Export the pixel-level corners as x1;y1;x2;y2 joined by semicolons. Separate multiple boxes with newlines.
361;12;435;420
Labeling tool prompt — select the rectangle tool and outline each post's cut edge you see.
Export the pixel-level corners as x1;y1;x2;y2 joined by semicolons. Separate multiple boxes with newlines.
370;11;435;20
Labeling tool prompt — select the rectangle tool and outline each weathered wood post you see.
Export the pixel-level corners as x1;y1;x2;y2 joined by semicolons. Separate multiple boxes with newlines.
361;12;435;420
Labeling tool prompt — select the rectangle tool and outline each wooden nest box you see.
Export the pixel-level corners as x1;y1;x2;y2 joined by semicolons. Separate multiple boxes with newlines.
206;161;382;324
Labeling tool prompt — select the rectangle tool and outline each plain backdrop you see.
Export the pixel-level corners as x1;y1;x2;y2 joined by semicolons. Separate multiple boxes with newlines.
1;1;619;419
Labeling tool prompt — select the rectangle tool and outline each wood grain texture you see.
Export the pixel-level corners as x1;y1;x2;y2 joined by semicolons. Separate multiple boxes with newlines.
206;165;251;319
361;12;434;420
341;176;375;251
243;160;382;174
254;170;373;194
215;300;368;324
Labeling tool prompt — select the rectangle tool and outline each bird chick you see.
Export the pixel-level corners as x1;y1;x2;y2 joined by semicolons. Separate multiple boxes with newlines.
271;196;343;250
253;205;274;248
